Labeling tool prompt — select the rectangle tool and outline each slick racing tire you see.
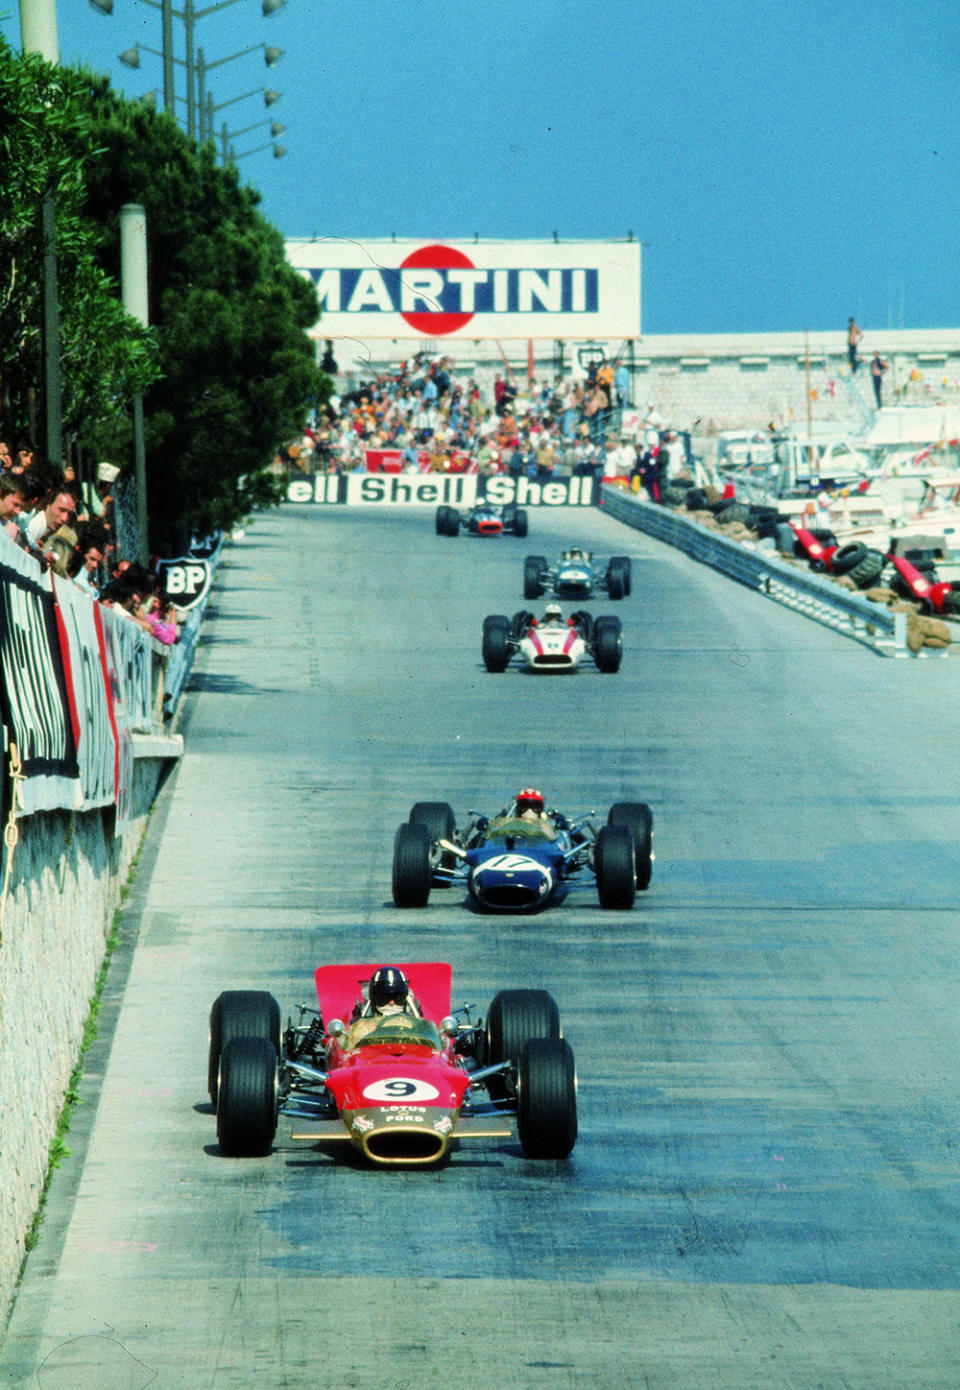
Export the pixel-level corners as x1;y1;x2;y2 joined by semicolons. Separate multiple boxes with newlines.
510;609;535;640
513;508;529;538
595;823;636;910
606;556;629;600
569;610;593;642
608;801;654;891
593;615;623;673
435;504;451;535
442;507;461;536
517;1037;578;1160
482;615;511;672
523;555;548;600
485;988;561;1101
392;822;432;908
409;801;456;872
216;1036;278;1158
609;555;632;597
208;989;281;1106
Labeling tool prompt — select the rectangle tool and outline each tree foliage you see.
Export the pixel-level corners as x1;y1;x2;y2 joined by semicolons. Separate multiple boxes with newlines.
78;82;324;551
0;40;325;553
0;43;158;449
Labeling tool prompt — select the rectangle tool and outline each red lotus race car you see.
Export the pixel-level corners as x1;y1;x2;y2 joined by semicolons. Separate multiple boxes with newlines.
208;962;577;1166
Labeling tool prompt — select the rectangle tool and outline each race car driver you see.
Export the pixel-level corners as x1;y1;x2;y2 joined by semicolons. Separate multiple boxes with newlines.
345;966;423;1048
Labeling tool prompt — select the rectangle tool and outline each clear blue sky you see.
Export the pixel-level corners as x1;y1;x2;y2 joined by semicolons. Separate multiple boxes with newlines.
3;0;957;336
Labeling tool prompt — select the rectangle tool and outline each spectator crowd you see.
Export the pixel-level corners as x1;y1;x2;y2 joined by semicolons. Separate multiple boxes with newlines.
0;444;179;645
290;349;692;501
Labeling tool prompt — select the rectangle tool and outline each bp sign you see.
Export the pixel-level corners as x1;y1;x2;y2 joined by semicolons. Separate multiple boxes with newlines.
158;557;212;610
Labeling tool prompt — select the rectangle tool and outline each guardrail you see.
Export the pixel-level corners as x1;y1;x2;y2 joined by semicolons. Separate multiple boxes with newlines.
163;534;225;720
600;485;914;657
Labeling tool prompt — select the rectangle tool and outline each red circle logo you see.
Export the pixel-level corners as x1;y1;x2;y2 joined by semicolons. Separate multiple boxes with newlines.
400;244;475;336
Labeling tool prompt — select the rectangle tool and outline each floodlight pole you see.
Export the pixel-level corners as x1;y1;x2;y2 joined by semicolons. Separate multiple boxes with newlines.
120;205;150;564
19;0;63;465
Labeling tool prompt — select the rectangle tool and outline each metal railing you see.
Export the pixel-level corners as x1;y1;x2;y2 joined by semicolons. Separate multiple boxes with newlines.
600;485;913;656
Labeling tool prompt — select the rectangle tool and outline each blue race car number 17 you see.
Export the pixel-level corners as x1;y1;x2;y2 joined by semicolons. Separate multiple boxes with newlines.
363;1077;440;1103
482;854;544;874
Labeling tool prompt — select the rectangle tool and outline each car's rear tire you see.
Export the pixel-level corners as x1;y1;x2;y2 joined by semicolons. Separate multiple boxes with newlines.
510;609;535;640
595;823;636;909
607;557;628;599
608;801;653;890
392;822;432;907
208;990;281;1105
435;505;450;535
513;508;529;538
482;615;511;672
517;1037;578;1159
593;615;622;672
445;507;461;535
216;1036;278;1157
609;556;631;597
523;555;548;600
569;609;593;642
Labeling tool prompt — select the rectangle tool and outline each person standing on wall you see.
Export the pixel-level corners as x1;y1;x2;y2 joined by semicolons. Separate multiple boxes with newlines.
871;351;888;408
847;317;863;373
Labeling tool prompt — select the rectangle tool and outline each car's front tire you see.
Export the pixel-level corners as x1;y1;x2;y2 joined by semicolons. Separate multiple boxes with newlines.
595;823;636;909
517;1037;578;1159
481;615;511;672
392;822;432;907
608;801;653;890
593;615;623;672
217;1036;278;1157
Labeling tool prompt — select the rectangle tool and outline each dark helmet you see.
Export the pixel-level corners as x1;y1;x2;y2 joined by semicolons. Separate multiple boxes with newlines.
369;966;409;1009
515;787;545;817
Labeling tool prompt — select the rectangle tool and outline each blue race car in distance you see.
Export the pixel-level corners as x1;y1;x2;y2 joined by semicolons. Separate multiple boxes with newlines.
391;790;653;913
523;548;631;600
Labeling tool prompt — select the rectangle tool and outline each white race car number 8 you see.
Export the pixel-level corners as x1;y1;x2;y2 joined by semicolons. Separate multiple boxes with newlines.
363;1077;440;1103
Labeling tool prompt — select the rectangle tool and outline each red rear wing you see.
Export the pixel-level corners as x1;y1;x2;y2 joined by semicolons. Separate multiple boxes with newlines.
314;962;452;1024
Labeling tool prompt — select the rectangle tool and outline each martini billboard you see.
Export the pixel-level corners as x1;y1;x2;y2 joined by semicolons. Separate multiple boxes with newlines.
284;238;641;340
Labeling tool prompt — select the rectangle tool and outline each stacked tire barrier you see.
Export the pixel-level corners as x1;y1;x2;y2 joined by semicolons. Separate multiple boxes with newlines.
600;485;927;657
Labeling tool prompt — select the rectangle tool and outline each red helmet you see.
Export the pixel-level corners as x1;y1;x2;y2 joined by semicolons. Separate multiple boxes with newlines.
515;787;545;816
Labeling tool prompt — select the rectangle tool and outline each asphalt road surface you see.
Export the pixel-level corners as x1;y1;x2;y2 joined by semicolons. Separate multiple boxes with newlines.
3;500;960;1389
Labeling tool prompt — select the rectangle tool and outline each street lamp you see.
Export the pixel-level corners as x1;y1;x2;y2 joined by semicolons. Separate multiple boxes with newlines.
218;116;285;161
197;43;283;142
231;141;287;162
92;0;286;140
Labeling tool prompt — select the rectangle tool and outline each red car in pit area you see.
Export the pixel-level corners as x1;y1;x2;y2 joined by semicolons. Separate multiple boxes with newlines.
208;962;577;1166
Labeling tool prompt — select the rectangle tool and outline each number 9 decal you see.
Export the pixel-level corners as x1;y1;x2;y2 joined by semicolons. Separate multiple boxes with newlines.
363;1077;440;1103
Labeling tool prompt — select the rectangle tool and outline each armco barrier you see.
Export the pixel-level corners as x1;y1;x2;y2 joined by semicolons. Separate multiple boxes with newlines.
163;534;225;721
601;485;914;657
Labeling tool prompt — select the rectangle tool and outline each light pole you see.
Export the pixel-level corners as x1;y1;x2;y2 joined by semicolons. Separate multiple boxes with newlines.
204;86;280;148
218;117;285;163
19;0;63;466
91;0;286;141
197;42;283;143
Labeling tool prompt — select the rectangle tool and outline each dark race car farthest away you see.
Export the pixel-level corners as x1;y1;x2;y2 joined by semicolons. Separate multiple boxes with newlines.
436;501;529;537
208;962;577;1165
392;798;653;912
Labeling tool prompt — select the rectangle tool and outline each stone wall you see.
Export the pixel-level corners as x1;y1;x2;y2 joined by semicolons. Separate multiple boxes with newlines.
0;752;172;1322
